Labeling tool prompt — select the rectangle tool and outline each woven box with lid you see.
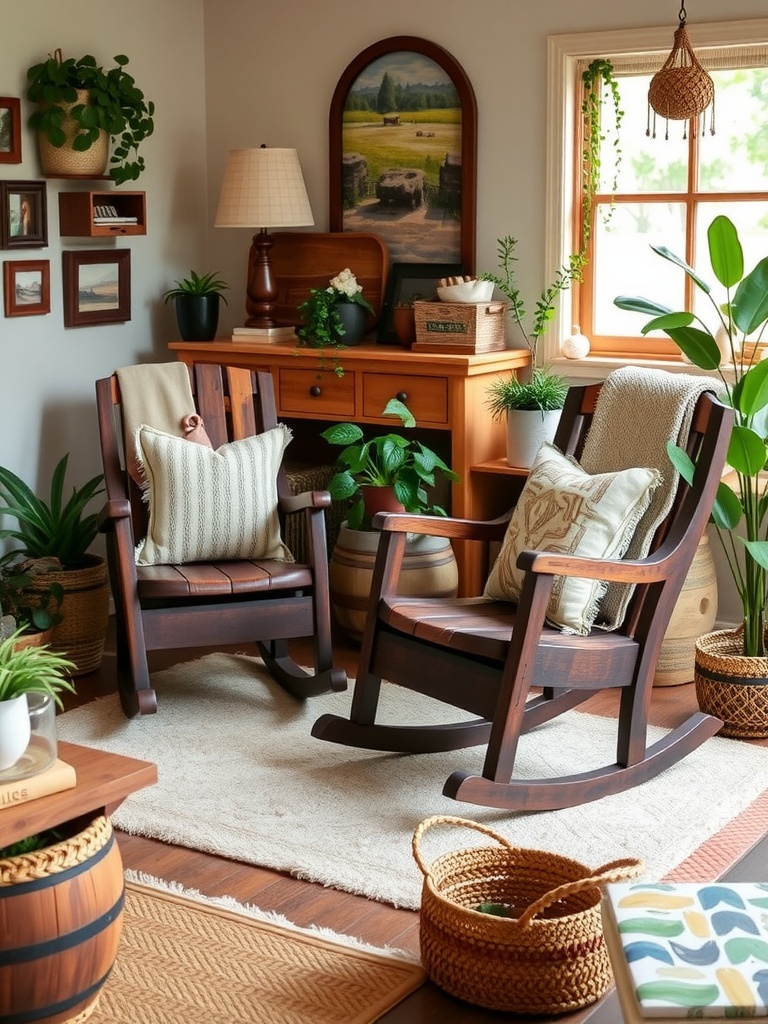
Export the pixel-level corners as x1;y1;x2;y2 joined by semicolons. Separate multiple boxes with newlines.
412;300;508;353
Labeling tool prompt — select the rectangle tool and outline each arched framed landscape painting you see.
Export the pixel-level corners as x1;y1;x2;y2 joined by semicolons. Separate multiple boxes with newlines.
329;37;477;272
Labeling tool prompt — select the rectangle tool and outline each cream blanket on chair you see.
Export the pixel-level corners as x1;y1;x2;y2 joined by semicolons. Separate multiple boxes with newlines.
580;366;722;629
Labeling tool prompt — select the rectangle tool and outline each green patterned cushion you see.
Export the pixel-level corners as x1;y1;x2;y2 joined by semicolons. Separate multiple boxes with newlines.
483;443;660;634
134;424;293;566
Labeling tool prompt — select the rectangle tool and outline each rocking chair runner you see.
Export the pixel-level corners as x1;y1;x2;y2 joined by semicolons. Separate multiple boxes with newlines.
312;378;732;811
95;362;347;718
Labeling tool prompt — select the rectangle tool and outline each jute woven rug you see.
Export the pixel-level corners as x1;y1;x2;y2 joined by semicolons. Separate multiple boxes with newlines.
86;877;425;1024
57;653;768;909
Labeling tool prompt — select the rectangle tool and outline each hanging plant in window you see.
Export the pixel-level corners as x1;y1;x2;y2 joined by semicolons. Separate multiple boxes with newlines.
580;58;623;251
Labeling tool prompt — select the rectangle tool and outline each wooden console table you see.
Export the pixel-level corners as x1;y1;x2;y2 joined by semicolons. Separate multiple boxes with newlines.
169;340;529;595
0;741;156;848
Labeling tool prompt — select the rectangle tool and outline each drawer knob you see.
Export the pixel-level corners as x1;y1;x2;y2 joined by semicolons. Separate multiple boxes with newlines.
309;385;322;397
395;391;408;403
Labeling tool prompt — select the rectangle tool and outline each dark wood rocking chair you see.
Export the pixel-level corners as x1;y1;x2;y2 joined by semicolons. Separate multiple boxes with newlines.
312;380;732;810
95;362;347;718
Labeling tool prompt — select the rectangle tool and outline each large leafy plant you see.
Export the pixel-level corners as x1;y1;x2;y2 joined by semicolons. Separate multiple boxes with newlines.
321;399;458;530
0;454;104;569
615;214;768;657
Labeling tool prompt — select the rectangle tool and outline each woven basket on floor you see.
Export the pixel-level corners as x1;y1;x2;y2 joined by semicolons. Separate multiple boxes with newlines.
695;627;768;739
412;816;644;1014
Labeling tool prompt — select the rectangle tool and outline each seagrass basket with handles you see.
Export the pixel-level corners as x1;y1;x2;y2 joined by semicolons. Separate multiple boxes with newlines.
695;626;768;738
412;815;644;1014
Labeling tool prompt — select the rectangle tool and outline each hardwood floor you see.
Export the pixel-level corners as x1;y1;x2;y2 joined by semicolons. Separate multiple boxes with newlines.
63;625;768;1024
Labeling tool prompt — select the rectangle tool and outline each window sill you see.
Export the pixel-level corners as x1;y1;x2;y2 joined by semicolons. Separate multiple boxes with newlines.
551;355;725;383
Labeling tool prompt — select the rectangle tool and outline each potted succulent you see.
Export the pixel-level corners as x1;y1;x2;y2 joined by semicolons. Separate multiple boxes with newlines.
0;627;75;771
321;398;459;640
0;454;108;676
615;213;768;736
480;236;580;467
26;50;154;184
163;270;229;342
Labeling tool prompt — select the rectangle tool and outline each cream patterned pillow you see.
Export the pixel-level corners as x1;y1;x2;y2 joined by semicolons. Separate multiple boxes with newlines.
134;424;293;566
483;443;661;634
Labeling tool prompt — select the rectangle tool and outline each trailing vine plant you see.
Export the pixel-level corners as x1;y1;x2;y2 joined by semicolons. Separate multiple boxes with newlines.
581;58;623;251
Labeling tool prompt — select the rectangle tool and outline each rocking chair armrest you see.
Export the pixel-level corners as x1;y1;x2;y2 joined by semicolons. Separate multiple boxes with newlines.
374;510;513;543
518;547;670;585
280;489;332;514
97;498;132;531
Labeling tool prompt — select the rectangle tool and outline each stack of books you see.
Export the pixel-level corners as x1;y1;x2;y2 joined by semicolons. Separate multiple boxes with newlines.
0;758;76;810
603;881;768;1022
231;325;296;343
93;204;138;226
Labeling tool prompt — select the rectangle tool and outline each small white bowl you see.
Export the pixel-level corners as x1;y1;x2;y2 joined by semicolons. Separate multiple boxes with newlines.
436;279;495;303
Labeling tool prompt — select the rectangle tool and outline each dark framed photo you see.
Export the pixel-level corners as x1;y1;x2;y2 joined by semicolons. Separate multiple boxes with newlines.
62;249;131;328
329;36;477;271
0;98;22;164
378;260;464;344
3;259;50;317
0;181;47;249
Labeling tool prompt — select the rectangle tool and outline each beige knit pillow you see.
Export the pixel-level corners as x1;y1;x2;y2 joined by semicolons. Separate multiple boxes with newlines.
134;423;293;566
483;443;661;634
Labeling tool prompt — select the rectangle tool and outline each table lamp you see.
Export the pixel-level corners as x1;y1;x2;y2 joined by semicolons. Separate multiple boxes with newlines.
214;146;314;331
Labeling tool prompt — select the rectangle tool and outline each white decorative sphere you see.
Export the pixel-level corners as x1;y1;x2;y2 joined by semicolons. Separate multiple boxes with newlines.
561;325;590;360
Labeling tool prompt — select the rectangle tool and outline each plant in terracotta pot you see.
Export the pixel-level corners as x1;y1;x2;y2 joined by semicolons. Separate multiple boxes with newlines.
0;551;64;641
163;270;229;342
321;399;459;641
0;627;75;771
480;236;580;467
0;454;108;676
615;213;768;736
26;50;155;184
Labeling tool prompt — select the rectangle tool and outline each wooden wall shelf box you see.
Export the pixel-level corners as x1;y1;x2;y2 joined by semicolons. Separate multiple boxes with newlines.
58;190;146;236
170;340;529;595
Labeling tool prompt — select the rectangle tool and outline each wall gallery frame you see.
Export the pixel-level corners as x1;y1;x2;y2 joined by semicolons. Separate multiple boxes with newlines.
62;249;131;328
329;36;477;272
0;181;47;249
3;259;50;317
378;260;464;343
0;98;21;164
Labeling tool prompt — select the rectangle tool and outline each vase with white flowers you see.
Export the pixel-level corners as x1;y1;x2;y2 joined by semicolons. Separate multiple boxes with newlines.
297;268;375;349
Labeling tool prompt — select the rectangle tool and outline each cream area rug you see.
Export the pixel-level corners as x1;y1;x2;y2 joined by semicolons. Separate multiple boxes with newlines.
88;874;424;1024
57;653;768;910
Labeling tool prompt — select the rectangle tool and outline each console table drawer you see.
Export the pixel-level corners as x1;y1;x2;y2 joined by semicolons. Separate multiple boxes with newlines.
277;368;356;417
362;373;448;425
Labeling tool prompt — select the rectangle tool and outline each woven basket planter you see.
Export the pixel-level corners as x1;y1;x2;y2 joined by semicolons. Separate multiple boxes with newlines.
0;815;124;1023
412;815;643;1014
695;628;768;739
28;554;110;676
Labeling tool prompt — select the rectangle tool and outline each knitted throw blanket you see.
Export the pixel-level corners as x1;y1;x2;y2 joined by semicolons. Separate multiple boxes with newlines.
580;366;721;630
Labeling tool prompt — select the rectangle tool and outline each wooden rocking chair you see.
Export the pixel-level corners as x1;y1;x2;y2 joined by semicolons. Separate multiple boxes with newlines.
96;362;347;717
312;376;732;810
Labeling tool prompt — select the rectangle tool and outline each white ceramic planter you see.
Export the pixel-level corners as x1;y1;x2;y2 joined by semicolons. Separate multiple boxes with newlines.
505;409;562;469
0;693;31;771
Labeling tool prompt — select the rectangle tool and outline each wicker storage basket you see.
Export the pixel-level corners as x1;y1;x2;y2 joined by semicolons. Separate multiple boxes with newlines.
695;627;768;738
412;816;643;1014
412;300;508;353
285;464;346;561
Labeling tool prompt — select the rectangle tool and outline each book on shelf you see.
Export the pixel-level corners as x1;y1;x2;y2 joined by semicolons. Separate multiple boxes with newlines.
93;216;138;224
602;882;768;1023
231;325;296;342
0;758;77;810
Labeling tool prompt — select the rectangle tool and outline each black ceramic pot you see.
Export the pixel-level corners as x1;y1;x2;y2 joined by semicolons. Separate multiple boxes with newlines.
335;301;367;345
174;294;221;341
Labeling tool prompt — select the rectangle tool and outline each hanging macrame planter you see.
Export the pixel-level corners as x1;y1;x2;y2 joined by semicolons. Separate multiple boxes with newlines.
648;2;715;139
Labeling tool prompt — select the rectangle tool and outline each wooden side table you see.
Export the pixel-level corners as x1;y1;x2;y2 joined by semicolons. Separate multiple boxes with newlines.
0;741;156;848
169;340;529;595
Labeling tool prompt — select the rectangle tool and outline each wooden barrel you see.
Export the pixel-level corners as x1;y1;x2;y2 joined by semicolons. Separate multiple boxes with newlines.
330;525;459;642
654;534;718;686
0;816;124;1024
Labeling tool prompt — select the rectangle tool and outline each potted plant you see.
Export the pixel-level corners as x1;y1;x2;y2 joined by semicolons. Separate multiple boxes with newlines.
480;235;580;467
0;551;64;643
0;627;75;771
163;270;229;342
0;454;108;676
296;268;376;375
26;49;155;184
614;213;768;736
321;398;459;640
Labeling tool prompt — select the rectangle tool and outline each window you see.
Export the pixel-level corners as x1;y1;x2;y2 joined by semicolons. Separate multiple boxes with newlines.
547;20;768;369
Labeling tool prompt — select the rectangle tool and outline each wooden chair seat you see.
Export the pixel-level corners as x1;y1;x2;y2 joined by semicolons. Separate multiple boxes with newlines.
312;379;733;811
96;363;347;717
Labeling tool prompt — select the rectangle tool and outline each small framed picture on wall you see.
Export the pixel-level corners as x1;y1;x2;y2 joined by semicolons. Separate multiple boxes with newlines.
62;249;131;327
0;180;48;249
0;98;22;164
3;259;50;317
